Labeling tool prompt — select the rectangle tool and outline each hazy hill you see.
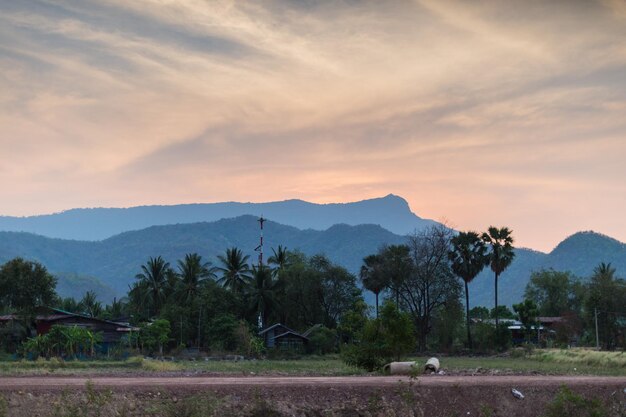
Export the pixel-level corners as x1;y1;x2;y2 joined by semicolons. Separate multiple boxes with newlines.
1;219;623;307
0;194;435;241
469;231;626;308
0;216;405;298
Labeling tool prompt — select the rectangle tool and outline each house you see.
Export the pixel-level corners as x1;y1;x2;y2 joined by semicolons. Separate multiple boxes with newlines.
258;323;309;350
37;307;137;351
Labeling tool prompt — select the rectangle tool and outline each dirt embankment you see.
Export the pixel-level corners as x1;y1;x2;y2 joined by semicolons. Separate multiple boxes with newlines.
0;376;624;417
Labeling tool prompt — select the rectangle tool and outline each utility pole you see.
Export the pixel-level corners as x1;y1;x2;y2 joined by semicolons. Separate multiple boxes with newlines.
254;216;266;329
594;308;600;350
255;216;266;268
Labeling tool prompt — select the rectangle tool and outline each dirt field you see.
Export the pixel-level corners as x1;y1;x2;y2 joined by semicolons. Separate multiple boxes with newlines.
1;375;625;416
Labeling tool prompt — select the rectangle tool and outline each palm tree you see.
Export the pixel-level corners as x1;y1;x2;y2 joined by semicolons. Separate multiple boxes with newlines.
482;227;515;328
79;290;102;318
135;256;171;316
449;231;489;349
176;253;215;304
268;245;291;272
359;254;388;318
246;265;278;329
217;247;252;293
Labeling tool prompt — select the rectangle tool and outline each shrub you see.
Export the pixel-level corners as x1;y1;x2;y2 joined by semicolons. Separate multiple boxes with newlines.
307;326;337;355
341;301;414;371
543;386;607;417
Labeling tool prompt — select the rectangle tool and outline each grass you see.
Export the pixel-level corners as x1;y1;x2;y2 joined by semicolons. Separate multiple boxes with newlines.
410;348;626;376
0;354;365;376
0;349;624;376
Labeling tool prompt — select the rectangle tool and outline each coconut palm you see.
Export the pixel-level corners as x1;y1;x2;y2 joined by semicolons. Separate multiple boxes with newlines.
482;227;515;328
176;253;215;304
359;254;388;318
449;231;489;349
79;290;102;318
246;265;278;329
268;245;291;272
135;256;172;316
217;247;252;293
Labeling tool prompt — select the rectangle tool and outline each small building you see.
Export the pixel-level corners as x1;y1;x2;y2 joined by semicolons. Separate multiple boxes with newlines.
259;323;309;350
35;307;137;352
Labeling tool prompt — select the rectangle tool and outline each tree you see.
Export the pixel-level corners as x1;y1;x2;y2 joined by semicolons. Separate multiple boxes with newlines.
176;253;215;304
141;319;171;355
400;225;461;351
341;300;414;371
380;245;412;305
469;306;490;319
482;226;515;328
524;269;575;317
513;299;539;343
359;254;388;318
311;255;362;329
490;305;515;319
246;265;278;329
79;290;102;318
0;258;57;314
448;231;489;349
217;247;252;294
268;245;292;272
584;263;626;350
134;256;172;316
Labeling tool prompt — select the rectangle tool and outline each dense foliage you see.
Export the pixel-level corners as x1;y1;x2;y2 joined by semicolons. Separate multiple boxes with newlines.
1;224;625;360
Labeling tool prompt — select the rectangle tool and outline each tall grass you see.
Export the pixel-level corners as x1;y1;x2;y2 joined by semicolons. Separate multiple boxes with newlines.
532;348;626;368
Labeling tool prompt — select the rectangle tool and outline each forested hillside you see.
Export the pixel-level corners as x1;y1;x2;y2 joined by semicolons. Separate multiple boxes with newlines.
1;217;623;307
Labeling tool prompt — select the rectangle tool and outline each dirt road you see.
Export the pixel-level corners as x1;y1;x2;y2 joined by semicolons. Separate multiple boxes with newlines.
1;375;625;390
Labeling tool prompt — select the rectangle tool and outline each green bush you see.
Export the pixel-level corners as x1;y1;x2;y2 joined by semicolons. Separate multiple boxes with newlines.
341;301;414;371
307;326;337;355
543;386;607;417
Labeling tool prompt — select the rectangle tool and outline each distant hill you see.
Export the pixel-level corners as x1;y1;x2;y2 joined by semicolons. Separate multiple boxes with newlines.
0;194;436;241
469;231;626;308
1;219;623;306
0;216;405;299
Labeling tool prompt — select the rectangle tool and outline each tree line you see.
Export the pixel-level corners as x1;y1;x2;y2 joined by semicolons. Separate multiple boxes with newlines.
1;222;625;360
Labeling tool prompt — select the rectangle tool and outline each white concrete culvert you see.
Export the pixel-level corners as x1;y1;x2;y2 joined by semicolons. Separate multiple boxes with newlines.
425;357;440;373
383;361;417;375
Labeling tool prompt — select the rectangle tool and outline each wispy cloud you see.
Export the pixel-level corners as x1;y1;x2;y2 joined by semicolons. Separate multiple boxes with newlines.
0;0;624;250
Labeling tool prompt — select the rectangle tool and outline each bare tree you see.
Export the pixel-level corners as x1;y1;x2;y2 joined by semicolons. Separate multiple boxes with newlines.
396;224;461;351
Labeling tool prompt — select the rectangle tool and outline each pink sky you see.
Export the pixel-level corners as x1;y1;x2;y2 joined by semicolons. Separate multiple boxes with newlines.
1;0;625;252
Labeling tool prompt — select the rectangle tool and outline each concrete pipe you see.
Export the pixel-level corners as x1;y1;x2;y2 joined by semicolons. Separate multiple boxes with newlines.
424;357;440;372
383;361;417;375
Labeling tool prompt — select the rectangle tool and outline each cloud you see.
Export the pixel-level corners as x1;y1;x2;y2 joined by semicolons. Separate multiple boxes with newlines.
0;0;625;250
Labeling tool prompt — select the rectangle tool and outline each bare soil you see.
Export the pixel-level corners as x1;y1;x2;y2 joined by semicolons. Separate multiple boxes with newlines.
1;375;625;416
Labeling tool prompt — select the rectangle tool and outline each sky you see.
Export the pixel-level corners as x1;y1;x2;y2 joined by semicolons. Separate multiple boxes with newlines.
1;0;625;252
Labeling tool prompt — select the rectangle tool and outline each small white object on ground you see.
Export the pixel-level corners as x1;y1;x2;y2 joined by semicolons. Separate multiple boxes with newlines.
438;370;445;375
511;388;524;399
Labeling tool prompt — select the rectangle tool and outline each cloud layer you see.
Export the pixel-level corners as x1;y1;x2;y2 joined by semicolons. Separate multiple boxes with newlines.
1;0;625;251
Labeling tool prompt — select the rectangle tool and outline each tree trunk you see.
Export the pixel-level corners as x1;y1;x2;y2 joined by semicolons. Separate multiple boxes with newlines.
375;292;379;319
494;272;499;329
465;280;472;350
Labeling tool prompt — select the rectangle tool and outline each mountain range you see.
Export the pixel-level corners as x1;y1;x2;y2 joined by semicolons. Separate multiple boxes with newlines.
0;196;624;308
0;194;435;241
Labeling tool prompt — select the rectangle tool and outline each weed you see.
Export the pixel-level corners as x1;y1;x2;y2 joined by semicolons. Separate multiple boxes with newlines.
247;398;285;417
84;380;112;416
164;393;220;417
0;394;7;417
479;403;494;417
366;390;384;413
141;359;183;372
543;385;607;417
